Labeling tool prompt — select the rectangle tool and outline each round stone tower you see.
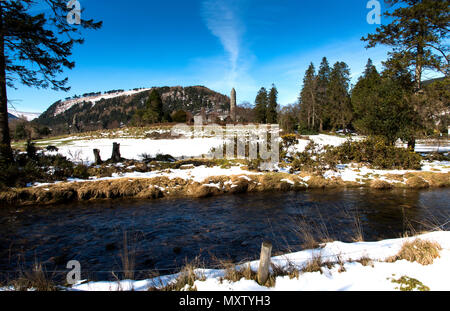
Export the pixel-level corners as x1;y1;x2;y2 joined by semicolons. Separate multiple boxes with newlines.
230;88;236;122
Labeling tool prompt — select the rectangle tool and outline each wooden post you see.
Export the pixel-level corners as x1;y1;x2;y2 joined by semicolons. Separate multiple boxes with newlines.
257;241;272;285
111;142;121;162
93;149;102;165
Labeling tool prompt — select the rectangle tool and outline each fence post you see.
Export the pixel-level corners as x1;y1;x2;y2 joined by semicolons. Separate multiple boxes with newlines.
257;241;272;285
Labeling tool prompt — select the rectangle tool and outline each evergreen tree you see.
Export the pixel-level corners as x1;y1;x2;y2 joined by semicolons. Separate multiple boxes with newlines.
254;87;268;124
352;59;382;122
316;57;331;131
299;63;317;130
352;60;419;145
0;1;102;160
267;84;278;124
143;89;163;123
362;0;449;90
327;62;352;130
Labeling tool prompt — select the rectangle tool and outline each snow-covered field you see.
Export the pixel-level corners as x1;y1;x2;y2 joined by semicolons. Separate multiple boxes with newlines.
37;132;449;164
69;231;450;291
48;137;225;164
24;133;449;189
323;161;450;184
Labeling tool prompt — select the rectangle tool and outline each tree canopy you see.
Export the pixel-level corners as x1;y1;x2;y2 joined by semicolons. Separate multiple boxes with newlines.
362;0;449;90
0;0;102;159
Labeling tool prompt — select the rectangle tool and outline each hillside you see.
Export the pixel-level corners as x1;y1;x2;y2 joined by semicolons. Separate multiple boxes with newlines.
34;86;230;134
8;111;41;121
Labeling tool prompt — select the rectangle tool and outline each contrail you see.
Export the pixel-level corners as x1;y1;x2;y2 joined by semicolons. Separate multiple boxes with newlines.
201;0;243;85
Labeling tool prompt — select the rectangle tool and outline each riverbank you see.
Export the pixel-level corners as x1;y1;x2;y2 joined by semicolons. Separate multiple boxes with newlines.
1;161;449;207
4;230;446;291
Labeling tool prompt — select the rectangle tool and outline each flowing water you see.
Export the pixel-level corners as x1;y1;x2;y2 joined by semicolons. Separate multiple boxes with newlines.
0;188;449;281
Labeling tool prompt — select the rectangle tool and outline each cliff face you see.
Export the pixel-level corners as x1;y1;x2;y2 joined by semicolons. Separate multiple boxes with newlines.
35;86;230;134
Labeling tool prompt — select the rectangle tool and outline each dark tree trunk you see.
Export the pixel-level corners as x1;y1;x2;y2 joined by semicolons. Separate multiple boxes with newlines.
407;138;416;151
110;142;121;162
93;149;102;165
0;3;12;161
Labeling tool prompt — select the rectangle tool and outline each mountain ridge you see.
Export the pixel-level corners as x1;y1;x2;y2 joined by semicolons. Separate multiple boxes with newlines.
35;85;230;134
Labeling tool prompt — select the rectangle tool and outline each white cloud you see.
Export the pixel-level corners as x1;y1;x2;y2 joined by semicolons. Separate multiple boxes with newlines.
201;0;245;87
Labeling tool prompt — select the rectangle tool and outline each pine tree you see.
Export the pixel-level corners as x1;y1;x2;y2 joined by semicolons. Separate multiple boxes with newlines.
327;62;352;130
316;57;331;131
299;63;317;130
352;59;382;122
266;84;278;124
362;0;449;90
254;87;268;124
0;1;102;160
143;89;164;123
352;60;419;145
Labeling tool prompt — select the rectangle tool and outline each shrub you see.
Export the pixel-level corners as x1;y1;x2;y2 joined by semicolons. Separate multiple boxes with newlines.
290;137;422;173
26;140;38;160
324;137;422;170
290;141;326;173
171;110;187;123
387;239;441;265
280;134;298;160
72;164;90;179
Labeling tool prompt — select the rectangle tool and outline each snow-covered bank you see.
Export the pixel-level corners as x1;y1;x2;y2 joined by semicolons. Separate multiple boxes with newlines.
70;231;450;291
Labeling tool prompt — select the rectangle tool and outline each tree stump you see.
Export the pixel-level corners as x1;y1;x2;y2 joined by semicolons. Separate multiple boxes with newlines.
257;241;272;285
110;142;121;162
93;149;102;165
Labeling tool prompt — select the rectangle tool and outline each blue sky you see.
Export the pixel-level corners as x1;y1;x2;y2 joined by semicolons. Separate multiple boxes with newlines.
9;0;400;113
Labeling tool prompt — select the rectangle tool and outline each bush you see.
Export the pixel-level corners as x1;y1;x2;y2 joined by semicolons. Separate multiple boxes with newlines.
322;137;422;170
290;141;327;173
171;110;187;123
289;137;422;173
387;239;441;265
72;164;90;179
26;140;38;160
0;147;88;188
280;134;298;160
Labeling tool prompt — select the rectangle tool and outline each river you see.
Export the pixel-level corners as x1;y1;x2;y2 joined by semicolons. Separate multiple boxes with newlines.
0;188;449;281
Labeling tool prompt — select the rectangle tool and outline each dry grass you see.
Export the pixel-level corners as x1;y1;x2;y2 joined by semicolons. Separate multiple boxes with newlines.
222;263;281;287
149;264;205;291
356;256;374;267
370;179;393;190
301;254;332;274
337;255;346;273
294;215;333;250
271;260;301;280
223;264;258;283
387;238;442;265
414;172;450;188
119;231;136;280
9;263;57;291
405;176;430;189
351;212;364;242
150;256;207;291
1;165;449;207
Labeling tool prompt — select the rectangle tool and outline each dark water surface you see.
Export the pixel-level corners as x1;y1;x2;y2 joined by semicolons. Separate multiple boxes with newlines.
0;188;449;281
